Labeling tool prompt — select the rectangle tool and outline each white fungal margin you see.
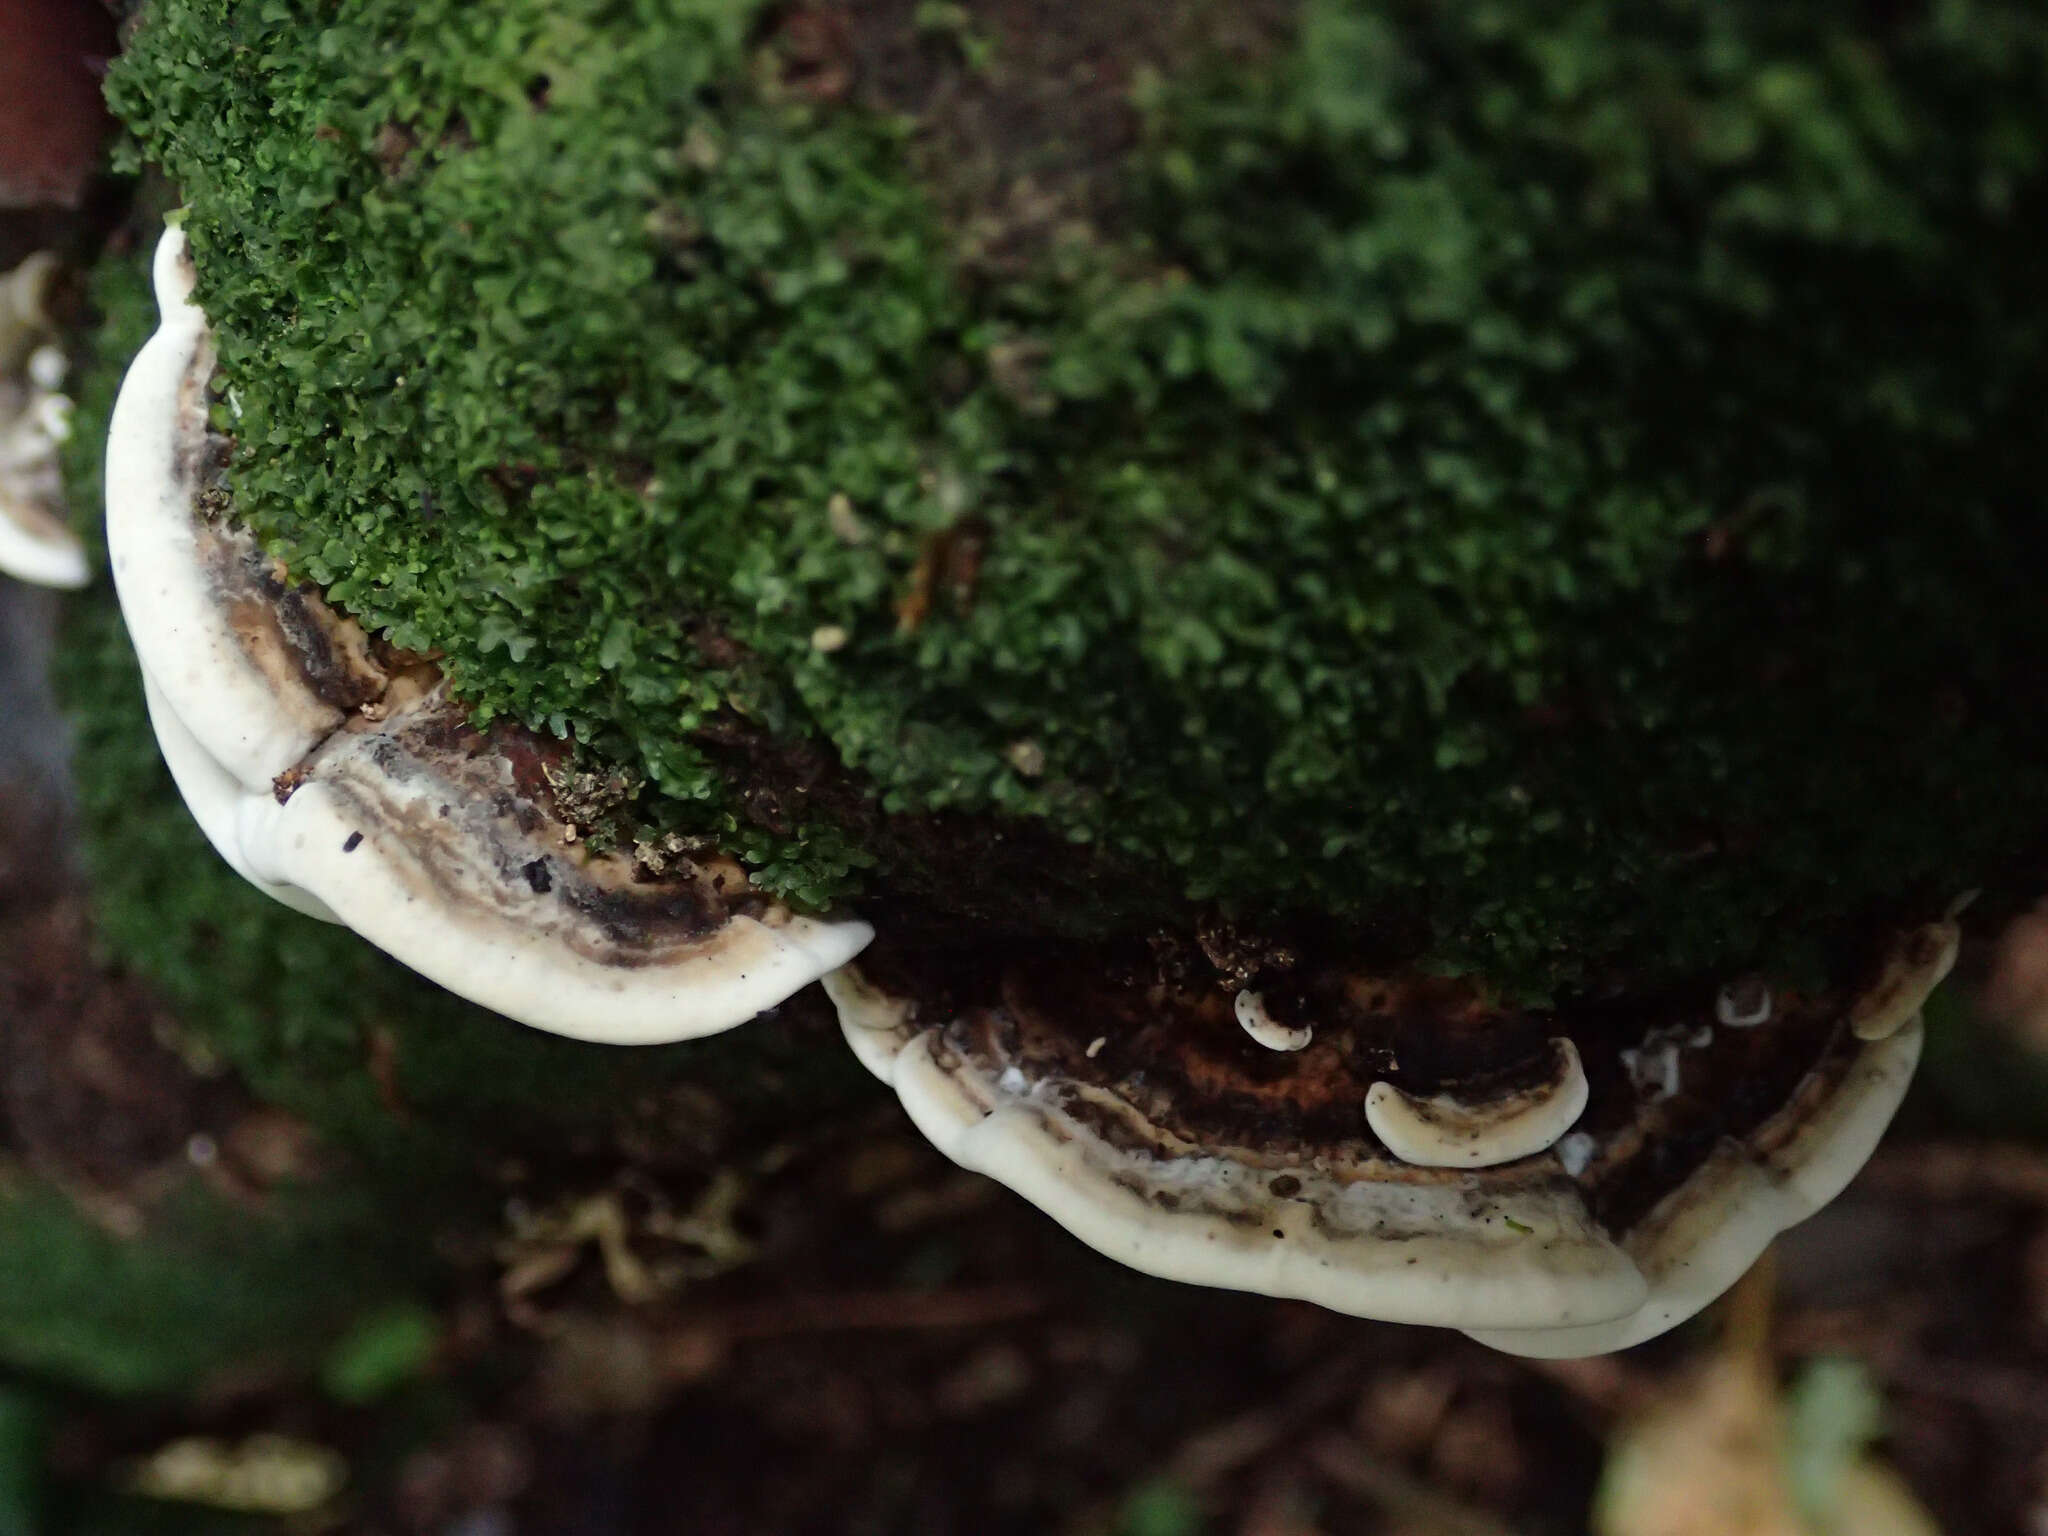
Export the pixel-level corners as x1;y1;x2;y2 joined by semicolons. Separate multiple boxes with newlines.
832;951;1929;1355
1555;1131;1597;1179
140;669;340;924
0;253;89;590
1465;1015;1922;1358
106;228;340;789
826;964;918;1083
1850;921;1959;1041
1365;1038;1588;1169
106;224;872;1043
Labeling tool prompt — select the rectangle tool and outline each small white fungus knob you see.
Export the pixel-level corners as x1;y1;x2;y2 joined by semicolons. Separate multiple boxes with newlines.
1234;989;1312;1051
1714;975;1773;1028
1365;1039;1589;1169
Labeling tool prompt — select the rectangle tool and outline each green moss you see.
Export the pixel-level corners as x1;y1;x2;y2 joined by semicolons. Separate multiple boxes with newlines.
317;1304;439;1404
106;0;2048;993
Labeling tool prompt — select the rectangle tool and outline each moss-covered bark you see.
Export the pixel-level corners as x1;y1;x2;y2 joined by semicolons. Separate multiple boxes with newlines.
100;0;2048;997
3;5;2048;1500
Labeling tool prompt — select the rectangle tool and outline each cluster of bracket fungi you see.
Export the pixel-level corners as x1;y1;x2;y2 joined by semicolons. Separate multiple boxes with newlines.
103;225;1959;1356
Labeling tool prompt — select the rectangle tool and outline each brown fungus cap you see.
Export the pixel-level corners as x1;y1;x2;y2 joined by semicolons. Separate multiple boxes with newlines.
826;920;1938;1353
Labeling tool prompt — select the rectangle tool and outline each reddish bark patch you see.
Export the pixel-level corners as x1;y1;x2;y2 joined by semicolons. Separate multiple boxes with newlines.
0;0;117;210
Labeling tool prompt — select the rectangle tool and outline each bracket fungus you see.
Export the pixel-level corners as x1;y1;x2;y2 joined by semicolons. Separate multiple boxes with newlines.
1848;920;1959;1043
104;227;871;1043
824;920;1937;1352
0;252;89;589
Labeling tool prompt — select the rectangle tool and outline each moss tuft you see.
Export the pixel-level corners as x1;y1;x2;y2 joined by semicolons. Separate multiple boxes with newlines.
0;1179;417;1396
